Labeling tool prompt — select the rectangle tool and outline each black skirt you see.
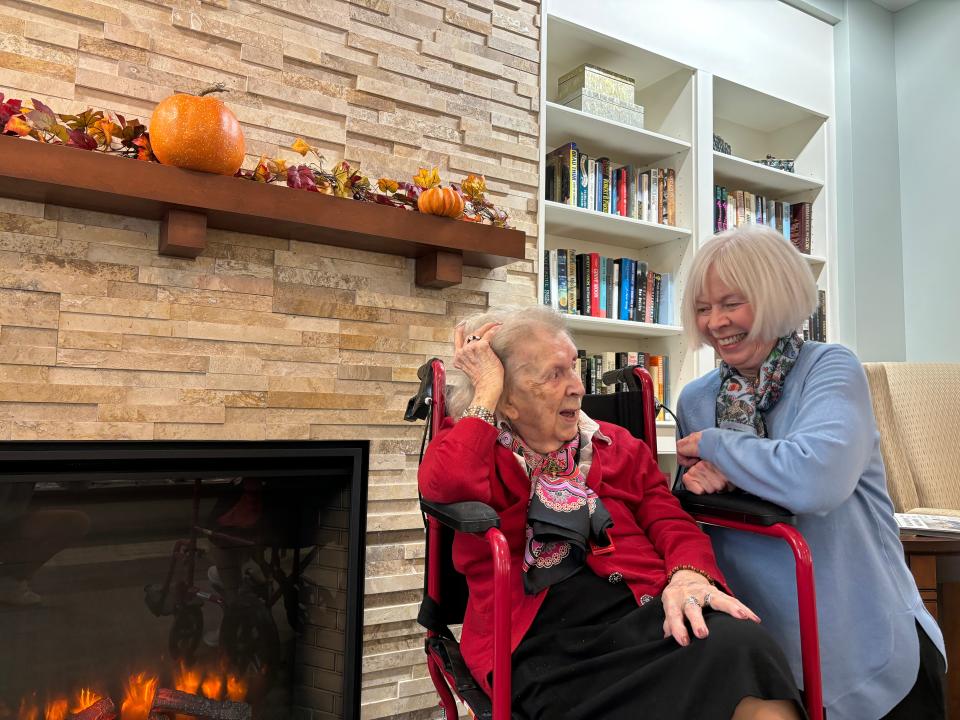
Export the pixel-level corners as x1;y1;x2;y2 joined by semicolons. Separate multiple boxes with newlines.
511;569;806;720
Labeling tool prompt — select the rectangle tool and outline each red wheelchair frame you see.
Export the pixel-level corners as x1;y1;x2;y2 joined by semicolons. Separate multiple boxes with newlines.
407;359;823;720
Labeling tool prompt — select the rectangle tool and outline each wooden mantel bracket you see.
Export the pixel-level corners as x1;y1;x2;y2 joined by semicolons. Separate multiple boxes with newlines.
159;209;207;258
0;137;526;288
416;251;462;288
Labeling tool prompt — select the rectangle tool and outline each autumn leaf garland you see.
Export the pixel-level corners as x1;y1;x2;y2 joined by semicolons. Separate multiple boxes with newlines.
1;92;510;227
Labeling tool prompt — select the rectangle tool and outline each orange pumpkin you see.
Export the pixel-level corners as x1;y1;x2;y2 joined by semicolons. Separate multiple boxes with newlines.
418;187;464;218
149;86;245;175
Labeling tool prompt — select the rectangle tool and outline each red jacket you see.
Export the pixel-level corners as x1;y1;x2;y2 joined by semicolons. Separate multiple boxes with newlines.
418;416;727;695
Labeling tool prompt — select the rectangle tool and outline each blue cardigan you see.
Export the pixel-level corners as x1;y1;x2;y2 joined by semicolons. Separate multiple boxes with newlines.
677;342;944;720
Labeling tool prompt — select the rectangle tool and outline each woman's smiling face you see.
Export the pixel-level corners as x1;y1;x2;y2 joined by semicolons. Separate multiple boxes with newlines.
695;267;775;380
500;330;585;453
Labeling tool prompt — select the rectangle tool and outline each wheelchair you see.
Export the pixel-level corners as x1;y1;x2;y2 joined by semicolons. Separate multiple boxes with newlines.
144;477;330;676
405;358;824;720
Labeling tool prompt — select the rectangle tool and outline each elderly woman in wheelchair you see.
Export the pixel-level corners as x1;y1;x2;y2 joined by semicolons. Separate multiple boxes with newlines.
418;305;806;720
675;226;946;720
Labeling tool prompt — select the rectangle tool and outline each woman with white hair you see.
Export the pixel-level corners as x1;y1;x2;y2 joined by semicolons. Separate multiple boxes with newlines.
420;305;806;719
676;225;946;720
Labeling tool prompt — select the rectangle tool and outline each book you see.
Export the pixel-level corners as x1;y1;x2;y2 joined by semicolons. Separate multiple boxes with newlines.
895;513;960;538
542;249;550;307
577;152;589;209
546;142;577;205
557;249;568;313
567;249;578;314
666;168;676;226
598;157;611;213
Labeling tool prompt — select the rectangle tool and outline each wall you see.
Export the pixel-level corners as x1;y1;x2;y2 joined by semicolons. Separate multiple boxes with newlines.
894;0;960;362
0;1;540;718
832;0;907;360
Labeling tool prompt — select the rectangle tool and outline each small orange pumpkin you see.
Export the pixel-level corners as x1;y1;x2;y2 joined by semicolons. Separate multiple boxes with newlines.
149;84;245;176
418;187;464;218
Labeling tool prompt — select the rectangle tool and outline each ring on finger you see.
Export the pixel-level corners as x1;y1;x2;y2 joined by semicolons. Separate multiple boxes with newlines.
703;592;713;608
465;334;481;343
684;595;701;608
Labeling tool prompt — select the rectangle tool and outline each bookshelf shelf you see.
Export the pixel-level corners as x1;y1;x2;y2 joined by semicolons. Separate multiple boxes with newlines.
713;152;823;197
545;102;690;167
562;314;683;339
544;201;691;249
805;253;827;277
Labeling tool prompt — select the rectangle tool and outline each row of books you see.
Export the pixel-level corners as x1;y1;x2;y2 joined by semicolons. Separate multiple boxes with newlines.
578;350;669;418
543;249;674;326
545;142;678;226
713;186;813;255
803;289;827;342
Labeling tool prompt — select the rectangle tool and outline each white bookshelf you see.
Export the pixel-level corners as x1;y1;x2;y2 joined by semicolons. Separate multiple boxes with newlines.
539;16;697;459
713;152;824;196
545;102;691;166
711;76;831;340
562;314;683;339
544;201;691;249
539;9;837;464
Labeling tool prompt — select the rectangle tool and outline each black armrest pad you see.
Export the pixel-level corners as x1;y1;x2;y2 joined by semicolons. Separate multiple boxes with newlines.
675;489;795;527
421;499;501;534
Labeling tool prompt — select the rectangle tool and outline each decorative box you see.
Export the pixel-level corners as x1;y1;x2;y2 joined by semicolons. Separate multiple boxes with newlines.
558;64;636;105
755;155;795;173
713;134;732;155
558;87;645;129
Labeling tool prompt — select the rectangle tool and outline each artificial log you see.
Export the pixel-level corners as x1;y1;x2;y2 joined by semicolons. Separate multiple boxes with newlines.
150;689;251;720
68;697;118;720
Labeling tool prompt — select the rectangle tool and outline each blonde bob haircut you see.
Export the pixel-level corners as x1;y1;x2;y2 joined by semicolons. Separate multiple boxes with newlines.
682;225;818;348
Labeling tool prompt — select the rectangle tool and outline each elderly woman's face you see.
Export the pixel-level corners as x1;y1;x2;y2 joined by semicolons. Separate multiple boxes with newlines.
695;268;774;380
500;330;584;453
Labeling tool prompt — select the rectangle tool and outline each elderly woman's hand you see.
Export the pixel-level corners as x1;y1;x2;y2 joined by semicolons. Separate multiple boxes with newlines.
454;321;504;409
661;569;760;647
682;460;736;495
675;431;702;459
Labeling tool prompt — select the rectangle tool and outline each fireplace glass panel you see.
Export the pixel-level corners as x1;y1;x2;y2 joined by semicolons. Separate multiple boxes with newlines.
0;441;366;720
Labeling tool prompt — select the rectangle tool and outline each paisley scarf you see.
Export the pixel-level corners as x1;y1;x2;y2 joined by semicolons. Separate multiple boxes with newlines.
716;332;804;437
497;426;613;595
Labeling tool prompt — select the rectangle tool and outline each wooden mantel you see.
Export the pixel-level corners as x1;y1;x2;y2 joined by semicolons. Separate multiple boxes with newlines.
0;137;527;288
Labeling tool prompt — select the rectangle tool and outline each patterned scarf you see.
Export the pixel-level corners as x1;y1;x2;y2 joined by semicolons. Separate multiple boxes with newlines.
716;332;804;437
497;426;613;595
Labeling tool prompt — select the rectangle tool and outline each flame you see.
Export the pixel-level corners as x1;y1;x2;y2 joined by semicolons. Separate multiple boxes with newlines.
42;700;67;720
71;690;101;714
200;675;222;701
226;675;247;703
120;673;158;720
17;698;38;720
174;665;201;695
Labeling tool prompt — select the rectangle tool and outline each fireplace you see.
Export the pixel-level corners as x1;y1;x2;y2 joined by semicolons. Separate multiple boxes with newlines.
0;441;367;720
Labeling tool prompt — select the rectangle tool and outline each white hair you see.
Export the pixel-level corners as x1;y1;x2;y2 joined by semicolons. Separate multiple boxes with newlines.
682;225;818;347
446;305;572;419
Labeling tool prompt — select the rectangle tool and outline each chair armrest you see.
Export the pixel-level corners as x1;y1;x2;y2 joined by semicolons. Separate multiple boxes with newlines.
675;489;796;527
421;499;501;534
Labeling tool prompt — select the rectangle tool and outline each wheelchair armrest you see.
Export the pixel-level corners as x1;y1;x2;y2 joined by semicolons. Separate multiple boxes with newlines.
420;499;501;534
404;357;440;422
675;488;796;527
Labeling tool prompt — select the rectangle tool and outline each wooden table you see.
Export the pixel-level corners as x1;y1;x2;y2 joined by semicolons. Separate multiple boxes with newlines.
901;533;960;717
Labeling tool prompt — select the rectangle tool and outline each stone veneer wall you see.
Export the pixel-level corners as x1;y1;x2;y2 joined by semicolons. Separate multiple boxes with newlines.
0;1;540;717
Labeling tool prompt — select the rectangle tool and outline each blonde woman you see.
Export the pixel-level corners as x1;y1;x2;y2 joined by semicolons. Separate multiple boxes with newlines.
676;226;945;720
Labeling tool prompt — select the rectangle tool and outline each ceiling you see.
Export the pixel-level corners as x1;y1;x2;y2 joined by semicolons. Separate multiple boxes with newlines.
870;0;922;12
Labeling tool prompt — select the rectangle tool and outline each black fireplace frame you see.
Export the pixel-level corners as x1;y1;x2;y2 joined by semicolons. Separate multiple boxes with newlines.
0;439;368;720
